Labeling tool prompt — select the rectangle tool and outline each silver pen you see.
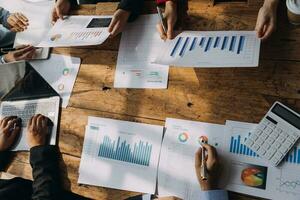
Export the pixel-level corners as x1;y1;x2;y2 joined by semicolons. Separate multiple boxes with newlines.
201;146;208;180
157;6;167;34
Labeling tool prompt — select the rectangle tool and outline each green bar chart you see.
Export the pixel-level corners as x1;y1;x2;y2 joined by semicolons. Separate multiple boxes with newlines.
98;135;152;166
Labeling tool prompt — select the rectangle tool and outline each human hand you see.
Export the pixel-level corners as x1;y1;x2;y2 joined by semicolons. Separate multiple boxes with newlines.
7;13;29;32
156;1;177;40
195;143;221;190
3;45;36;63
51;0;71;23
108;9;130;38
0;116;21;151
255;0;279;40
27;114;51;148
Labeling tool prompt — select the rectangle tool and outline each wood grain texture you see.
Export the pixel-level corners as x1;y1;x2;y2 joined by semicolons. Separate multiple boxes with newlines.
4;1;300;200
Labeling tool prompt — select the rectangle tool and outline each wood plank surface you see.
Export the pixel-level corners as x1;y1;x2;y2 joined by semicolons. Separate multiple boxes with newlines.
4;1;300;200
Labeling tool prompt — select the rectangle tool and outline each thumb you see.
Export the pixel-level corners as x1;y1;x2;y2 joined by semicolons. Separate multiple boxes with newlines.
56;7;64;20
108;17;118;33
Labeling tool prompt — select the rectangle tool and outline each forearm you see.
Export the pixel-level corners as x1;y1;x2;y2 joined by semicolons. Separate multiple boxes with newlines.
263;0;279;8
118;0;144;22
30;145;61;200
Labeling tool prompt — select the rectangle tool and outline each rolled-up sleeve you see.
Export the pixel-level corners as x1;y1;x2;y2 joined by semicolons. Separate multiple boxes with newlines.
199;190;229;200
0;7;10;29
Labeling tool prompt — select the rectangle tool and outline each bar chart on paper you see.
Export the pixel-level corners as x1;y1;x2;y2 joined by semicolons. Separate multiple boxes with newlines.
98;135;153;166
153;31;261;68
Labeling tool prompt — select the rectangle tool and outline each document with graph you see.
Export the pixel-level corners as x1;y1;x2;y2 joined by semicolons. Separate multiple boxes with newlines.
78;117;164;194
37;15;112;47
158;118;226;200
153;31;261;67
223;120;300;200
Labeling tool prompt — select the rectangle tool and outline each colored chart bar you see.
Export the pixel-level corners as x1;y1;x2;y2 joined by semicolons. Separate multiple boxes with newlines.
284;146;300;164
229;134;258;157
179;37;190;57
229;36;237;52
205;37;213;52
199;37;205;47
221;36;228;50
237;36;245;54
170;36;183;57
214;37;220;48
189;37;197;51
98;135;152;166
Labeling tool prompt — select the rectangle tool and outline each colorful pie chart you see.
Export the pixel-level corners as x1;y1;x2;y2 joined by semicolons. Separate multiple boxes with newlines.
178;132;189;143
241;167;265;187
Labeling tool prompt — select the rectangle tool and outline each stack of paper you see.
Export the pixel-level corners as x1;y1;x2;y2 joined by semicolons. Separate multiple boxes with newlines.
114;14;169;89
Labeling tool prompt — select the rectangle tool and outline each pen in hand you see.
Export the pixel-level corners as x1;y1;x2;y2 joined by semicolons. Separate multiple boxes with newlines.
157;6;167;34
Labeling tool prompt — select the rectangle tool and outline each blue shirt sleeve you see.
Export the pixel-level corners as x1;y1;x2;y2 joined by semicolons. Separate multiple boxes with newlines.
0;7;10;28
199;190;229;200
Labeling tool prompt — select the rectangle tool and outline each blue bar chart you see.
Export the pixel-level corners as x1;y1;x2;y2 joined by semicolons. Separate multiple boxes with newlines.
98;135;152;166
170;35;246;57
285;146;300;165
229;133;259;157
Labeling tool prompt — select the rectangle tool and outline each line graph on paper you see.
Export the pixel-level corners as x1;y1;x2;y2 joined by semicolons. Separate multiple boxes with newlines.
276;169;300;196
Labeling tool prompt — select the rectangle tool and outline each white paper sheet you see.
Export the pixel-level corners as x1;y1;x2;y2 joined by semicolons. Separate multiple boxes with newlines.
158;118;226;199
30;54;81;108
153;31;261;68
78;117;164;194
223;120;300;200
0;0;53;59
114;14;169;89
37;16;111;47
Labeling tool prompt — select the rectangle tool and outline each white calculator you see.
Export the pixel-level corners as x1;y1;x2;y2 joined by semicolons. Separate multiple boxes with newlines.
245;101;300;166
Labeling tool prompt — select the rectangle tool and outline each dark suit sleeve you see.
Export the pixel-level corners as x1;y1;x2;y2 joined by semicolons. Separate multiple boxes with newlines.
118;0;144;22
30;145;61;200
0;151;12;171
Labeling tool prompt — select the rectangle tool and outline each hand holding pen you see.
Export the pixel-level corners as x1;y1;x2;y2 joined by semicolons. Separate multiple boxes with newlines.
156;1;177;40
195;143;221;190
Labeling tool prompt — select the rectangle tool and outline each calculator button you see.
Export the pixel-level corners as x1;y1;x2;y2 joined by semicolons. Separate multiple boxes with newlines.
256;139;264;145
260;133;269;140
286;136;296;143
271;152;284;164
265;128;273;134
273;141;281;149
262;142;271;150
279;145;289;154
254;129;263;136
245;138;254;147
275;127;283;133
266;137;275;144
250;133;259;141
268;123;276;129
262;119;270;125
277;135;286;143
258;124;266;130
283;140;293;149
292;132;300;138
252;144;260;151
265;149;276;160
270;131;279;139
281;132;288;138
258;148;266;156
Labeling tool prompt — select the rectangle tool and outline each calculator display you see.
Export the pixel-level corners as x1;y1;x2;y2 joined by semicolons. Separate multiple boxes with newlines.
272;104;300;129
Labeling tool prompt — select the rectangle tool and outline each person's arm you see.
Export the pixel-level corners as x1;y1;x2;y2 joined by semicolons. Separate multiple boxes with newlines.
0;7;10;28
118;0;144;22
195;144;229;200
27;114;61;200
255;0;279;40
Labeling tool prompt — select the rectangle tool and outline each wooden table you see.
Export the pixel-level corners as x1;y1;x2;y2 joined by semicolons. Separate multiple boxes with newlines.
4;1;300;200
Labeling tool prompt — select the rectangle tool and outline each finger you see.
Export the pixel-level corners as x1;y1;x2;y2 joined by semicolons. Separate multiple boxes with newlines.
9;17;25;30
3;118;18;133
195;147;202;168
202;143;217;162
10;126;20;141
156;23;167;40
36;115;44;128
2;116;17;128
255;18;266;38
32;114;40;130
56;7;64;20
18;49;36;60
260;24;275;41
16;13;29;27
16;44;30;50
108;17;118;33
167;19;175;40
110;21;121;37
17;13;29;23
14;46;35;57
51;8;58;23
